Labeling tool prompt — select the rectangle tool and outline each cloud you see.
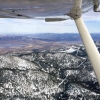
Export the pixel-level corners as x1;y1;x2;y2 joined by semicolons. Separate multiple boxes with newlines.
83;10;100;21
0;9;100;34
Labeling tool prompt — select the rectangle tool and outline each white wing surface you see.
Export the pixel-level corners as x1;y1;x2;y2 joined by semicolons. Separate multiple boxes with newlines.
0;0;98;18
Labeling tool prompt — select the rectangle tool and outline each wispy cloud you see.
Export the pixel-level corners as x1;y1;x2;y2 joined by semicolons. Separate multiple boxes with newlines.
0;9;100;34
83;10;100;21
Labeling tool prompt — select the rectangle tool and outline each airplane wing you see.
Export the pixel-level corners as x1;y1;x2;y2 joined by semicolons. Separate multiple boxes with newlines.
0;0;98;19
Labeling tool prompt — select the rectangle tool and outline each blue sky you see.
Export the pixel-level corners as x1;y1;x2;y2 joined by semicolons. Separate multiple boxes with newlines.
0;10;100;35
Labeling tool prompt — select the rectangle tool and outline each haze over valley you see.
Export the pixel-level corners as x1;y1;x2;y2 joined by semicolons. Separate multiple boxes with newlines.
0;33;100;54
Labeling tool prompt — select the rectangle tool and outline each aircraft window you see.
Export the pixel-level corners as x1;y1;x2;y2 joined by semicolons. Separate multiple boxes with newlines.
0;0;100;100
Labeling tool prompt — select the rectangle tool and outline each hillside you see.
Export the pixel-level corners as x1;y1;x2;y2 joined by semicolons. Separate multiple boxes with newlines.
0;42;100;100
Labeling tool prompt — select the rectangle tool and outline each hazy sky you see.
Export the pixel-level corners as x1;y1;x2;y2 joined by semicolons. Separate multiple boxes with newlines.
0;10;100;35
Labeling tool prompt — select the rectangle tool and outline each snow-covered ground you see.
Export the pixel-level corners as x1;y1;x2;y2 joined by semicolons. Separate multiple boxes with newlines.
0;42;100;100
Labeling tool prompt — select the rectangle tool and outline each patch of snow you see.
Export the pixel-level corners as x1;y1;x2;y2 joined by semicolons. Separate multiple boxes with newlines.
66;48;76;53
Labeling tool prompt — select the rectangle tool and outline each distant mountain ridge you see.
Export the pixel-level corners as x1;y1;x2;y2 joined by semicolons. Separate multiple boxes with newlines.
25;33;100;41
0;33;99;54
0;33;100;42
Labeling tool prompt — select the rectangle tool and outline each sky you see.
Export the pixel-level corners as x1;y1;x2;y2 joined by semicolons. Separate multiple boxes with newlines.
0;10;100;35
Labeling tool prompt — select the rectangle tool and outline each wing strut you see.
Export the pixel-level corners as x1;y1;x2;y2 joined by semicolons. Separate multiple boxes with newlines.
68;0;100;84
